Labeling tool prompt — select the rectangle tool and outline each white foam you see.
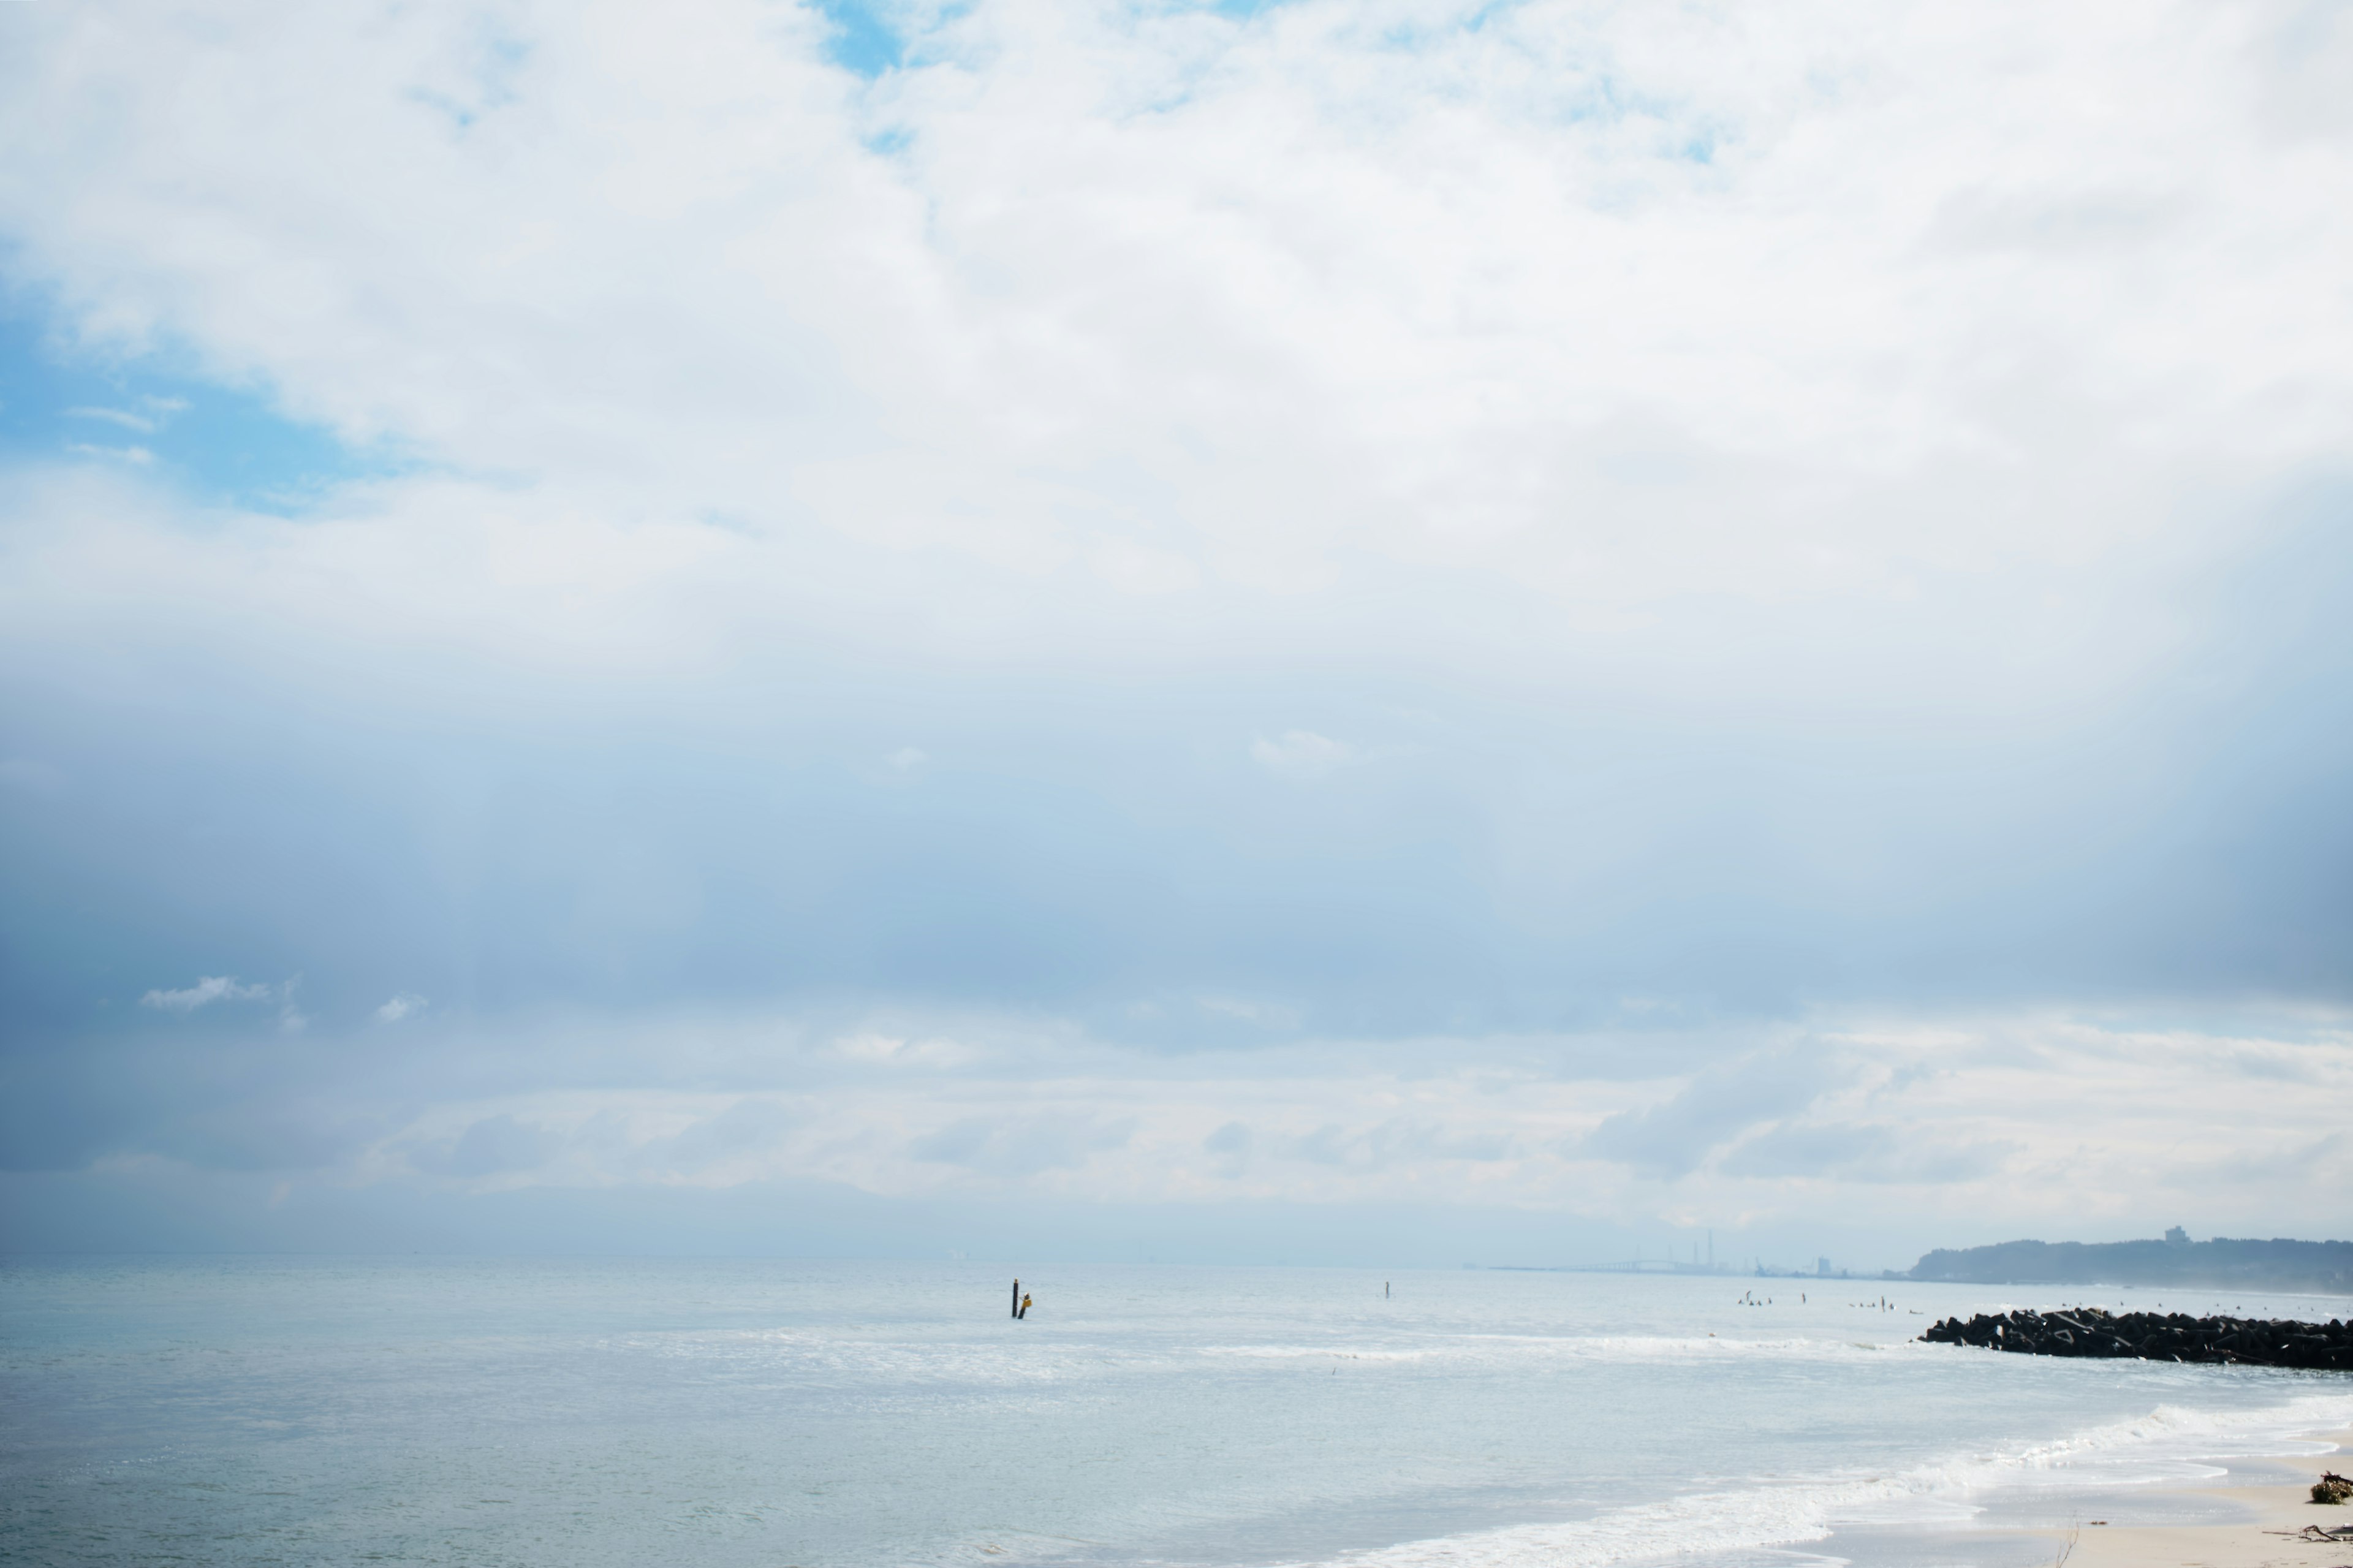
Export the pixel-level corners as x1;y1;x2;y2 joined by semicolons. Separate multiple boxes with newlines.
1274;1391;2353;1568
1200;1346;1437;1362
1198;1333;1920;1369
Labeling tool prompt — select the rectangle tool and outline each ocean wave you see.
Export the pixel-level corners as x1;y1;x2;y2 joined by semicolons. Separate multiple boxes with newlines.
1198;1346;1438;1362
1271;1390;2353;1568
1198;1333;1922;1367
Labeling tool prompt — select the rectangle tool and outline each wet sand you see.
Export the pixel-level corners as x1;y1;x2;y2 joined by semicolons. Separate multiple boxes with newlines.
2059;1426;2353;1568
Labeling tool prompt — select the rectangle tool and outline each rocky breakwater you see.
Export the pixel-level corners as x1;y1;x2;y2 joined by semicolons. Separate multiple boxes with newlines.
1920;1308;2353;1369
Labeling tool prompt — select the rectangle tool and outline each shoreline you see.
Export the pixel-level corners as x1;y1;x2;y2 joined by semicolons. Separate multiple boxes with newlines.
2052;1425;2352;1568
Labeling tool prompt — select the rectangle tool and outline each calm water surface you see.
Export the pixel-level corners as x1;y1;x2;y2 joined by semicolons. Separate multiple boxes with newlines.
4;1257;2348;1567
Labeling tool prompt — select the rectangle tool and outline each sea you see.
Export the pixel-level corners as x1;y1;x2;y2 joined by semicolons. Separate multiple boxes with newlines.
4;1257;2349;1568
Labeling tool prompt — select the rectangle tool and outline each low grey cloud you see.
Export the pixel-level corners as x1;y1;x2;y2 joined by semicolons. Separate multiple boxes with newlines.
151;1110;373;1174
2190;1133;2349;1186
1580;1048;1850;1180
1923;186;2180;259
2214;1046;2322;1084
635;1100;800;1176
1201;1121;1255;1178
1251;731;1357;782
1284;1119;1516;1170
0;0;2349;1264
411;1115;557;1179
910;1114;1134;1177
1718;1123;2015;1185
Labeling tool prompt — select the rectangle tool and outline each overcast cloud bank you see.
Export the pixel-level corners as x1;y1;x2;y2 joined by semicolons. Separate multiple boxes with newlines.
1;0;2348;1259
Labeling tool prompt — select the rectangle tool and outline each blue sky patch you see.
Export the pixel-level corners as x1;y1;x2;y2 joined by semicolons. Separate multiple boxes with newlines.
812;0;904;77
0;307;396;512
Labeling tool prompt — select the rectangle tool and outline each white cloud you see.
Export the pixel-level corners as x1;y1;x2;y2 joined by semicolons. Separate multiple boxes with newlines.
139;974;311;1031
64;406;158;433
1086;536;1200;596
0;0;2332;756
1196;996;1298;1026
4;2;2351;1249
0;0;2339;626
1251;730;1355;780
1580;1046;1851;1180
375;992;428;1023
142;975;276;1012
408;1114;555;1180
909;1113;1137;1178
299;1003;2353;1250
63;442;153;466
834;1031;972;1067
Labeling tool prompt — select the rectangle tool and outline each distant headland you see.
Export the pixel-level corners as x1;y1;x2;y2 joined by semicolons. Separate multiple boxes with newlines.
1904;1230;2353;1295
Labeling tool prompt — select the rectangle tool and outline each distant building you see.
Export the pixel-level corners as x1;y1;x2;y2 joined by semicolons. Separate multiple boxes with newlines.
2165;1226;2189;1246
1817;1257;1831;1276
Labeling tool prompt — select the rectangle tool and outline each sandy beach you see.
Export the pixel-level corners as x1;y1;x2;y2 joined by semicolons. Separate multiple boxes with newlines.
2058;1426;2353;1568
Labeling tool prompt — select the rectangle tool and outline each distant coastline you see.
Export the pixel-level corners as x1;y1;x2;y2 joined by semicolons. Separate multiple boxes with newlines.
1906;1233;2353;1295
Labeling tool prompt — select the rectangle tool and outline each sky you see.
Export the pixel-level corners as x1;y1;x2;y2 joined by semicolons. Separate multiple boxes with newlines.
1;0;2350;1268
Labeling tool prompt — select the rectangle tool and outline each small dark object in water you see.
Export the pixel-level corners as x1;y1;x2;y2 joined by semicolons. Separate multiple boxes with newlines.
2316;1471;2353;1506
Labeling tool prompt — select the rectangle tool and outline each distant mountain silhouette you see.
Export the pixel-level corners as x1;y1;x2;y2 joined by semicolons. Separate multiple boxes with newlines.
1908;1235;2353;1294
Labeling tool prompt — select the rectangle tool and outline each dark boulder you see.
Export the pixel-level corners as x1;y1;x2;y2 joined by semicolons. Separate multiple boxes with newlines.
1918;1308;2353;1371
